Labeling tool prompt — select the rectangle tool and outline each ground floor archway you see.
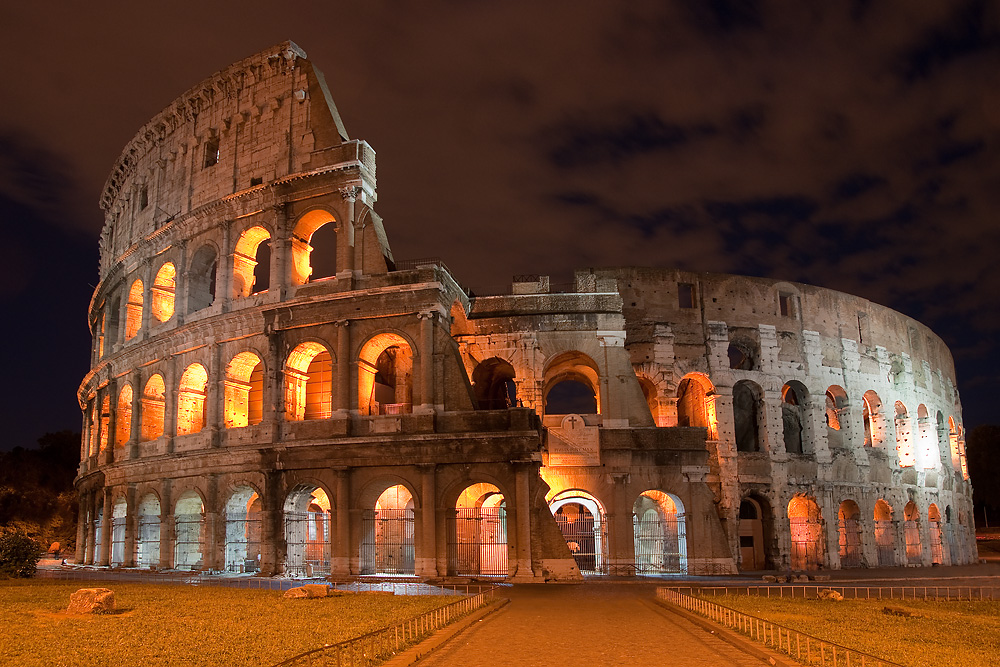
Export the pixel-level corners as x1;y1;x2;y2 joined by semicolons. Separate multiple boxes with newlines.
360;484;415;575
447;482;508;577
788;495;823;570
550;490;608;575
174;491;205;570
632;490;687;575
284;485;332;576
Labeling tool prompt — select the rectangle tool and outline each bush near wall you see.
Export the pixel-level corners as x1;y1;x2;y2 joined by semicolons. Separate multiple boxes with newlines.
0;529;41;578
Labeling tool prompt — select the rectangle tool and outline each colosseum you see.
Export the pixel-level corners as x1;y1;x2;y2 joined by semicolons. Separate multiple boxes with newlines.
75;41;976;581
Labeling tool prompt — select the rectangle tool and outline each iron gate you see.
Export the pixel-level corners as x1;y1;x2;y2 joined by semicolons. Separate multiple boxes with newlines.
225;512;261;572
904;520;922;564
633;513;685;575
135;515;160;568
446;507;508;577
875;520;895;566
554;509;607;574
789;517;822;570
929;520;944;564
174;513;204;570
110;517;126;566
361;509;414;575
285;511;331;576
838;518;863;567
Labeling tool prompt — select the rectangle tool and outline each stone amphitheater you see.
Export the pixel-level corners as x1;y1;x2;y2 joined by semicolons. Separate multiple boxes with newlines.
75;41;976;580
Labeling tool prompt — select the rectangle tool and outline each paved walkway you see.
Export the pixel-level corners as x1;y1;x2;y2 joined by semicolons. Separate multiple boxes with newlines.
414;584;769;667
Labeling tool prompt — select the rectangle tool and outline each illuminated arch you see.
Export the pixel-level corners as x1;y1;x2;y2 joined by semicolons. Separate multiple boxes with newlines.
285;342;333;421
862;390;883;447
903;501;921;564
780;382;807;454
176;363;208;435
140;374;165;442
549;489;609;575
224;485;261;573
151;262;176;322
873;498;895;566
110;496;127;566
125;279;143;340
787;495;823;570
928;504;944;565
837;500;863;568
233;225;271;297
99;394;110;452
115;384;132;447
361;484;415;575
135;493;160;569
358;333;414;416
449;482;508;577
633;490;687;575
676;373;717;438
284;484;332;576
472;357;517;410
173;490;205;570
291;209;339;284
543;351;600;415
225;352;264;428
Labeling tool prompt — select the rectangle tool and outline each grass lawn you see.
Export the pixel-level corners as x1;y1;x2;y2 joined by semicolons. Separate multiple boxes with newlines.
706;594;1000;667
0;580;453;667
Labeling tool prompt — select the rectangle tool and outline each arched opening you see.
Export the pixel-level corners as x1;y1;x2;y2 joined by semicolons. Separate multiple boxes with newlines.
895;401;914;467
173;491;205;570
788;495;823;570
472;357;517;410
106;296;120;349
633;490;687;575
449;301;473;337
550;490;609;575
543;352;601;416
825;386;848;449
284;485;331;576
728;341;756;370
733;380;763;452
135;493;160;569
291;210;338;284
738;496;773;571
448;483;508;577
361;484;415;575
637;376;660;425
116;384;132;447
917;404;934;468
874;499;895;567
285;342;333;421
224;485;261;573
359;334;413;416
676;373;717;438
225;352;264;428
233;226;271;297
187;245;218;314
862;390;883;447
928;504;944;565
140;374;165;442
838;500;863;568
110;497;127;566
151;262;176;322
125;279;143;340
936;411;949;466
948;416;963;473
176;364;208;436
781;382;805;454
99;394;110;452
91;504;103;564
903;501;921;564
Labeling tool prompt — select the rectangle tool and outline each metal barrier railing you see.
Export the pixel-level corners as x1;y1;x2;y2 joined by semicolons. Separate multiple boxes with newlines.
657;587;905;667
693;585;999;601
271;587;497;666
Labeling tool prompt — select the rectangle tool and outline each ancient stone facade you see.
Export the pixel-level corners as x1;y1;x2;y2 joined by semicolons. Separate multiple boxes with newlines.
76;42;975;580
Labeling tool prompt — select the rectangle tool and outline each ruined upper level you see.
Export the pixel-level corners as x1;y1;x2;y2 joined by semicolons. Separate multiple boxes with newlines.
97;41;374;277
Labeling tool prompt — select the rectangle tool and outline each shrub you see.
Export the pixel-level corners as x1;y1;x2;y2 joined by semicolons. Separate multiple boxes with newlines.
0;529;41;578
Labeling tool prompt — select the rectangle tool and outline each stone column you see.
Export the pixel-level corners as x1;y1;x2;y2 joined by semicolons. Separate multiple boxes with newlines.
139;258;153;342
332;469;351;576
265;330;282;440
338;186;359;277
164;355;177;454
159;480;173;568
75;493;88;564
124;484;137;567
335;321;351;416
129;369;142;459
608;472;635;574
208;341;222;448
99;489;113;566
417;464;437;576
513;462;534;578
202;475;220;571
416;310;435;414
271;204;290;299
219;220;233;313
259;471;282;575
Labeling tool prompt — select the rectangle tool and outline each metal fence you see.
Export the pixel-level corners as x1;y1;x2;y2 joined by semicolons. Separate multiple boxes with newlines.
447;508;508;577
633;514;685;575
271;587;497;667
680;585;1000;601
285;511;331;577
360;509;415;575
657;587;905;667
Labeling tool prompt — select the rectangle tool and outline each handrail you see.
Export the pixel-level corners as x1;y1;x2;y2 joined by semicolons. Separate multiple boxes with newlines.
657;587;906;667
271;586;496;667
692;584;998;601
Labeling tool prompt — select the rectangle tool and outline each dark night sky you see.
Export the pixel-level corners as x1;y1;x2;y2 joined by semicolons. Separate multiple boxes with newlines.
1;1;998;452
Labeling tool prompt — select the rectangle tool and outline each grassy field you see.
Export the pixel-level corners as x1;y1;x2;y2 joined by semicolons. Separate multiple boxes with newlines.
0;580;453;667
707;594;1000;667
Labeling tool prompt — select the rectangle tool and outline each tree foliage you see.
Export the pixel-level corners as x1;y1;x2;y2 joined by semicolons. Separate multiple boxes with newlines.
966;424;1000;519
0;529;41;578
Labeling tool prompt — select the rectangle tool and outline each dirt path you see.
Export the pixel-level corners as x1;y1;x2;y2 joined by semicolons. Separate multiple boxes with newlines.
415;584;770;667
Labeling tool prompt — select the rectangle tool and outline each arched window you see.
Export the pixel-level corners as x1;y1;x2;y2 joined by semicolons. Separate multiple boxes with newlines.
106;296;121;350
676;373;717;438
140;375;165;442
472;357;517;410
781;383;805;454
895;401;914;466
359;334;414;416
728;341;756;370
176;364;208;435
733;380;763;452
125;279;144;340
151;262;176;322
543;351;600;416
825;385;848;449
233;226;271;297
99;394;110;452
862;390;883;447
285;342;333;421
116;384;133;447
135;493;160;569
225;352;264;428
917;404;934;468
291;210;338;284
187;245;218;314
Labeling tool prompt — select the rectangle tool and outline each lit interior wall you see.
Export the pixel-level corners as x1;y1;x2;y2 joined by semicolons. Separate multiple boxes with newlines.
358;333;413;416
233;226;271;297
895;401;915;467
140;374;165;442
151;262;176;322
285;342;332;421
116;384;132;446
225;352;264;428
676;373;718;439
176;364;208;435
290;209;337;285
862;390;884;447
125;279;144;340
99;394;110;452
